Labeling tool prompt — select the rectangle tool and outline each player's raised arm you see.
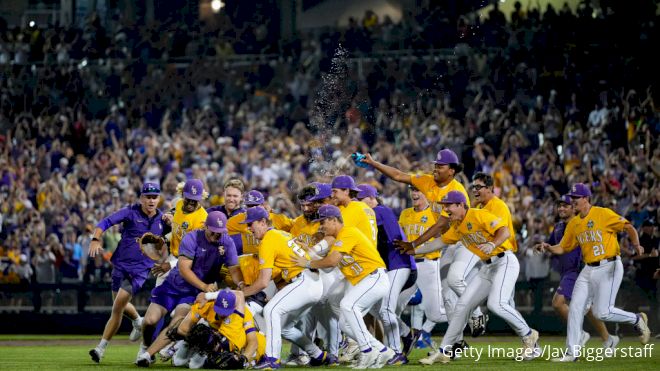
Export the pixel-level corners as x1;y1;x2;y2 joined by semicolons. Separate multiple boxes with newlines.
360;153;412;184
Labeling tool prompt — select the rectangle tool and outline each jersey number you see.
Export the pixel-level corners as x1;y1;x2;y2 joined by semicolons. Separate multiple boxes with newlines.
592;244;605;257
368;219;377;242
341;255;364;275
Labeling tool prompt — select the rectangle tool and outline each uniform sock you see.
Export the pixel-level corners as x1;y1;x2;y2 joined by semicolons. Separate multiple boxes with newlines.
98;339;109;349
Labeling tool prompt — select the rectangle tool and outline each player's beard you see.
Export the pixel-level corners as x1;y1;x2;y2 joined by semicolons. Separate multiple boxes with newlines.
304;211;318;222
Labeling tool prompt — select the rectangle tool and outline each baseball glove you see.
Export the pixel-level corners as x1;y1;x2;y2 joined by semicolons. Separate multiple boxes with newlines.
137;232;168;262
205;351;247;370
187;323;229;355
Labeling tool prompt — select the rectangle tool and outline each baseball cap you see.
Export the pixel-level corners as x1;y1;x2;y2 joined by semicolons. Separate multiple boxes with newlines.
434;149;459;165
313;205;342;222
642;219;657;228
206;211;228;233
356;184;378;199
141;182;161;196
439;190;467;204
244;190;265;206
239;206;270;224
183;179;204;201
308;183;332;202
567;183;591;198
556;195;572;205
331;175;361;191
213;289;236;317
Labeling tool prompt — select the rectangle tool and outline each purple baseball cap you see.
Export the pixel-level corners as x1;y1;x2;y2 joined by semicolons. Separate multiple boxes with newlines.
357;184;378;199
244;190;265;206
313;205;342;222
434;149;459;165
556;194;572;205
239;206;270;224
567;183;591;198
331;175;360;191
213;289;236;317
206;211;228;233
308;182;332;202
183;179;204;201
141;182;161;196
439;190;468;204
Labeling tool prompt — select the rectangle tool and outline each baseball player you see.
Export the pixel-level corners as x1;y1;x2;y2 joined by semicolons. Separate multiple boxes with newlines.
542;194;617;351
330;175;378;246
239;207;326;370
155;179;208;284
397;186;447;353
416;191;540;365
357;184;415;364
537;183;651;361
137;289;265;368
361;149;486;334
207;178;247;218
285;182;342;366
136;211;242;365
88;182;165;363
291;205;393;369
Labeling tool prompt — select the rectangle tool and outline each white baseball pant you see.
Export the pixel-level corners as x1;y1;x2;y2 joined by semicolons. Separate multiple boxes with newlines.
340;268;390;352
264;269;324;359
440;251;531;348
379;268;411;352
566;257;637;356
441;243;483;320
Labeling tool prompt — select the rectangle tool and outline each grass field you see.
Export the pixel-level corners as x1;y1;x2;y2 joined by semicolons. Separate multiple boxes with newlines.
0;335;657;370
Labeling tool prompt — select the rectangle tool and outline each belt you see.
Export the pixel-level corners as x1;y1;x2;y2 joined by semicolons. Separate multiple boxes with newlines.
587;257;618;267
415;257;439;263
369;269;381;276
485;252;506;265
289;268;318;281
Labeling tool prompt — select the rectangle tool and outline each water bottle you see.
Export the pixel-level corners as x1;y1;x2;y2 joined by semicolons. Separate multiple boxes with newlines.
351;152;370;169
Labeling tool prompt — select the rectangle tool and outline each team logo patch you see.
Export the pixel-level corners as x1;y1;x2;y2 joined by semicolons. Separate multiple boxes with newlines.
587;220;594;229
421;216;428;223
224;317;231;324
182;221;189;230
217;217;224;227
490;219;500;228
467;222;472;231
191;186;198;195
221;298;229;308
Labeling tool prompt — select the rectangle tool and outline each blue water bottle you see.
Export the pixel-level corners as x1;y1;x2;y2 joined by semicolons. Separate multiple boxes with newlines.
351;152;371;169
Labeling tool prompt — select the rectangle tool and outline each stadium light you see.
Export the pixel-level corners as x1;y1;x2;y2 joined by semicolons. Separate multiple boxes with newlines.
211;0;225;13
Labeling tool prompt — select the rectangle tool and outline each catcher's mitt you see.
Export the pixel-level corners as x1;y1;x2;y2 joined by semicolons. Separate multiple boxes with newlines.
187;323;229;355
205;351;247;370
137;232;168;262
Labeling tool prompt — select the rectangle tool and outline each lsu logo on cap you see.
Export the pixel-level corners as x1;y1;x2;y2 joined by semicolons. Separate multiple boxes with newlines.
217;217;224;228
221;298;229;308
191;186;198;195
572;185;577;192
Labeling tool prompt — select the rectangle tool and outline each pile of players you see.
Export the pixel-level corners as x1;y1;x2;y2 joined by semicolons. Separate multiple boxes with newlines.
87;148;652;369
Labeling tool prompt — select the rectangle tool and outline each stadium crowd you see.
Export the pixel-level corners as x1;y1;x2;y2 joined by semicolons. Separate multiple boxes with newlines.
0;1;658;329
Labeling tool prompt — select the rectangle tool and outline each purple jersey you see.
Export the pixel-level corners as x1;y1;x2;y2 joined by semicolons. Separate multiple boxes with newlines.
549;220;582;275
167;229;238;295
374;205;416;270
97;204;164;272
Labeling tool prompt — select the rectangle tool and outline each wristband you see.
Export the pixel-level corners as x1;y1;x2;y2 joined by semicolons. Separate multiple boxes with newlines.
305;260;312;269
487;242;496;249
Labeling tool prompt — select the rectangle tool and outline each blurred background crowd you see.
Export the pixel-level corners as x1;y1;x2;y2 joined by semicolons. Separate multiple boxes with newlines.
0;0;658;328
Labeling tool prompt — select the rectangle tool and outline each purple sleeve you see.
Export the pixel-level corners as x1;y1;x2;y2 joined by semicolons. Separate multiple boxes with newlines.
375;205;405;243
229;233;243;255
222;234;238;267
179;232;197;260
96;206;132;232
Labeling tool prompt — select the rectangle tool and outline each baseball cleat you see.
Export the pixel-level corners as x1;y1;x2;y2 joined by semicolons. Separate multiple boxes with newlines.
135;351;155;367
351;350;379;369
129;317;144;342
254;356;281;370
89;347;104;363
602;335;619;357
386;352;409;365
370;348;396;369
635;313;651;344
551;355;577;362
309;351;329;367
579;331;590;347
419;348;451;365
284;353;310;366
